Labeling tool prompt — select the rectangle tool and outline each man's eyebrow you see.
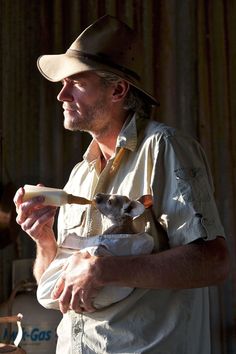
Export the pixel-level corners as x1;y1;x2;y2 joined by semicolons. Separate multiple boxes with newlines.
61;77;81;83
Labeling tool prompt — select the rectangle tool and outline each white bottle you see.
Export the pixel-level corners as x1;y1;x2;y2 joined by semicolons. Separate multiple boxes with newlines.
23;185;92;207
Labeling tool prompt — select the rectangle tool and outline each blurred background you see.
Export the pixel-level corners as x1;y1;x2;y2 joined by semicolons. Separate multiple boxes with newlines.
0;0;235;353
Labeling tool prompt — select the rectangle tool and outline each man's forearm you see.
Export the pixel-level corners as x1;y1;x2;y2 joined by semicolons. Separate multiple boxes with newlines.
33;239;58;283
98;237;229;290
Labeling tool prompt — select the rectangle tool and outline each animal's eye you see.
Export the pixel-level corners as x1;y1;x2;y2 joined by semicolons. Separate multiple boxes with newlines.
108;199;112;205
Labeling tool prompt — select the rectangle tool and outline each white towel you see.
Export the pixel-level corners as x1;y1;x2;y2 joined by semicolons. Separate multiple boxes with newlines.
37;232;154;310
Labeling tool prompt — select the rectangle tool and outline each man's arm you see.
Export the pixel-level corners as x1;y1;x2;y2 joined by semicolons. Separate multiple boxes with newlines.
51;236;230;313
99;236;230;289
14;187;58;282
33;236;58;282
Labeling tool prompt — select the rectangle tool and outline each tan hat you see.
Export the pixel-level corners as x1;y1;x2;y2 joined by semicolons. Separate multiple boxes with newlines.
37;15;158;105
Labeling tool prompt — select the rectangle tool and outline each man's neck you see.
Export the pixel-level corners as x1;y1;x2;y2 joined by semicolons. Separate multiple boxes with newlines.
97;138;117;161
93;111;130;161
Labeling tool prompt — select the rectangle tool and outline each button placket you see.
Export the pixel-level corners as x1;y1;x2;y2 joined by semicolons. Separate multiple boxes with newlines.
72;313;84;353
84;159;114;236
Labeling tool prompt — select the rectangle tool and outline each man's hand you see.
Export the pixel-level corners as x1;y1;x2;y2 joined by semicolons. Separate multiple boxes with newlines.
14;186;58;282
14;186;57;244
51;251;103;314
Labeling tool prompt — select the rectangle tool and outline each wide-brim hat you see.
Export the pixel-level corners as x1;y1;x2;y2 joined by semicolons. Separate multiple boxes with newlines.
37;15;158;105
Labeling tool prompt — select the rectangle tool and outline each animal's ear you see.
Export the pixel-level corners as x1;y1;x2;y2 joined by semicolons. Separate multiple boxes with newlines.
137;195;153;209
124;201;145;218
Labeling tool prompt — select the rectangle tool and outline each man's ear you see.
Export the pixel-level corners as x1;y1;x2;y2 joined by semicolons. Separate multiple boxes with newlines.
112;81;130;102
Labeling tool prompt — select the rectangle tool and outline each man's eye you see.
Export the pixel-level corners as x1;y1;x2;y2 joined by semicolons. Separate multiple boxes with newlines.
73;80;86;87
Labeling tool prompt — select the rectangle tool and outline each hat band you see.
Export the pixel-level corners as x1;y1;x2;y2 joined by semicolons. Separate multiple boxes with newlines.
66;49;140;82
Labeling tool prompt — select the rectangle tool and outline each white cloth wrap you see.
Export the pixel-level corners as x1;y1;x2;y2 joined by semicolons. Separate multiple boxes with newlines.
36;232;154;310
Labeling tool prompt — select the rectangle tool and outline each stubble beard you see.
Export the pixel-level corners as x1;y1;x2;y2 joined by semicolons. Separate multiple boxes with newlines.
63;96;109;135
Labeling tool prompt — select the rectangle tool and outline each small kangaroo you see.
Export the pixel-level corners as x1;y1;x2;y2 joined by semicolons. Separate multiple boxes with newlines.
37;193;154;310
94;193;153;234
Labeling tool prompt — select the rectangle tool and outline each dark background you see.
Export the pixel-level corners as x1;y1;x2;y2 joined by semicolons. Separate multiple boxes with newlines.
0;1;235;353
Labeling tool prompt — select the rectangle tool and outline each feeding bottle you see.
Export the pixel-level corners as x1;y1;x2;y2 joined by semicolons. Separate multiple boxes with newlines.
23;185;93;207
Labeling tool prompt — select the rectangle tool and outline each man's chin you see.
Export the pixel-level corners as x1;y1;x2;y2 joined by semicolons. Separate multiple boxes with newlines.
63;116;81;131
64;122;80;131
64;120;90;133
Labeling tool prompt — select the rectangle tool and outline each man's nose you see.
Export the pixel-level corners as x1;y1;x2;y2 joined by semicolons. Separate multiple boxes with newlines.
57;82;73;102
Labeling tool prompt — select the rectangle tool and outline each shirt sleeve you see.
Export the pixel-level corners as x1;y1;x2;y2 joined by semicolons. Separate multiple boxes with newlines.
151;130;225;248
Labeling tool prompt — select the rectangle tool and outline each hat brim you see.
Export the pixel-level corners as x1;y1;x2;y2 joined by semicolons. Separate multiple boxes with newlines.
37;53;158;106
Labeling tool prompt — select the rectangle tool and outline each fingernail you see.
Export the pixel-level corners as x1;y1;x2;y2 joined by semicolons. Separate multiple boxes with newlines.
37;196;45;202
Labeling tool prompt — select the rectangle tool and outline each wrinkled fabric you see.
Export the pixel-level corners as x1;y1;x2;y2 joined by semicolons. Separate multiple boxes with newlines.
54;114;225;354
37;232;154;310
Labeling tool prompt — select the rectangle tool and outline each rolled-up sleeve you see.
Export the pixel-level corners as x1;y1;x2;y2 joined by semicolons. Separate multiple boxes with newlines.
151;131;225;248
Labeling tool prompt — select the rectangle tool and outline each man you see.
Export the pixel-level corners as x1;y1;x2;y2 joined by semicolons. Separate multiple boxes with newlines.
14;15;229;354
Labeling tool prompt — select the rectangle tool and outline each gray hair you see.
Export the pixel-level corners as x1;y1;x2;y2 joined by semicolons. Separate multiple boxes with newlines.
96;71;151;118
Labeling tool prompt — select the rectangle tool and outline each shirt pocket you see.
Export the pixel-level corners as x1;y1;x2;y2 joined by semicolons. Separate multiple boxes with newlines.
174;167;211;204
63;204;88;230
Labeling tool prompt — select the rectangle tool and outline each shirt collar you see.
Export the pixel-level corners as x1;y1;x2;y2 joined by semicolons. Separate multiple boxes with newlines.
116;113;138;151
83;113;139;165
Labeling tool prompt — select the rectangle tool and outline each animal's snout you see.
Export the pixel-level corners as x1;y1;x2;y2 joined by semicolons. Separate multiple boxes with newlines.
94;193;104;204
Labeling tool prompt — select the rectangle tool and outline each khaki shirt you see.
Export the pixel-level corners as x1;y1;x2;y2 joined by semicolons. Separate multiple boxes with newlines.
56;114;225;354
